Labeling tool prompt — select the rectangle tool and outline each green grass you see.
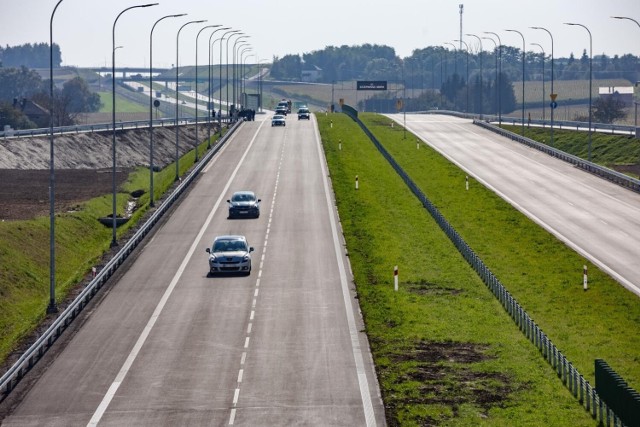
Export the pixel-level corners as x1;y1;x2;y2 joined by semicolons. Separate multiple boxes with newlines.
98;91;148;113
0;130;223;364
501;124;640;177
317;112;639;425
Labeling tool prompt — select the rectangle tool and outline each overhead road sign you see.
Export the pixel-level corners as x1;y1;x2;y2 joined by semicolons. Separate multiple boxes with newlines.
357;80;387;90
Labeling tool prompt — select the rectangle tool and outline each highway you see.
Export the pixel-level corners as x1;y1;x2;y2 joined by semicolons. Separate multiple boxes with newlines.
2;114;384;426
391;113;640;296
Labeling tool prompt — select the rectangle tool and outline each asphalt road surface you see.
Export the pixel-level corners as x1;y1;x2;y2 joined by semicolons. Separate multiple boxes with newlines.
391;113;640;297
3;113;385;426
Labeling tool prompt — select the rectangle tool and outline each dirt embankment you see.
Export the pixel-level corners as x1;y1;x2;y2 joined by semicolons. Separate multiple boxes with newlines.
0;125;212;169
0;124;216;220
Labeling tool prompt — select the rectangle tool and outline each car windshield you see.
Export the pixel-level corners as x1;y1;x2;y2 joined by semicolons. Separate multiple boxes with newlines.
273;115;284;119
232;193;255;202
213;239;247;252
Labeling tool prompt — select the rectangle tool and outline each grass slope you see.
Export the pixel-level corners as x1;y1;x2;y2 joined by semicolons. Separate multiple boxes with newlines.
0;131;223;364
317;113;638;425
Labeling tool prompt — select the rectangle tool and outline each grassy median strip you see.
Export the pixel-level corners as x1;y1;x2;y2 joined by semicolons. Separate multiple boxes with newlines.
316;113;634;425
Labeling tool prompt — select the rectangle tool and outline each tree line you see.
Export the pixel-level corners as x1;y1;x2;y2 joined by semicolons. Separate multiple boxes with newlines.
0;65;100;129
0;43;62;69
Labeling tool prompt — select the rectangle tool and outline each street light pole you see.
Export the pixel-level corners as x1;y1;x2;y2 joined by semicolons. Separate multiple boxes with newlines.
175;19;206;182
233;37;250;116
47;0;64;314
484;32;502;125
482;36;498;118
220;29;239;127
565;22;593;162
195;24;221;163
238;46;252;109
531;43;546;122
226;32;244;119
454;39;470;113
506;29;526;135
112;3;158;248
531;26;555;147
207;27;229;147
149;14;185;208
466;33;483;118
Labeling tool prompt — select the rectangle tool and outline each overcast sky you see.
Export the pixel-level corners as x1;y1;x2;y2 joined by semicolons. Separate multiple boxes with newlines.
1;0;639;69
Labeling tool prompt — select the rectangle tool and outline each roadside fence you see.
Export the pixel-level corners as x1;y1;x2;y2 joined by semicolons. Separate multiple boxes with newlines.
343;108;626;426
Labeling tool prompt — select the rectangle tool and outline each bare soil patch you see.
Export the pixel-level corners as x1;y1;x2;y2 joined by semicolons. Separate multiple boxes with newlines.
385;340;519;426
0;169;130;221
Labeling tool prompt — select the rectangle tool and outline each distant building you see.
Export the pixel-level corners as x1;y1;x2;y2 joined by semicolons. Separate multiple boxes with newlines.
14;98;49;126
301;64;322;83
598;86;634;107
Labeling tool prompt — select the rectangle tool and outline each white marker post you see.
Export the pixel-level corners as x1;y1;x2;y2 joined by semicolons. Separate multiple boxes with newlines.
416;139;419;149
355;175;359;190
583;265;588;291
330;120;333;128
339;139;342;150
92;266;97;278
394;265;398;291
465;176;469;191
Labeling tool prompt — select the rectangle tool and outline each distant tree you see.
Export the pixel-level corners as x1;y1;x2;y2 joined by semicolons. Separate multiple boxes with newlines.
580;49;589;67
270;54;301;80
0;43;62;68
0;100;37;129
591;97;627;124
62;77;101;113
0;66;44;102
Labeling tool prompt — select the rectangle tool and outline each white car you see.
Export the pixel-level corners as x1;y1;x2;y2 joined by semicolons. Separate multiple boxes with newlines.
271;114;286;126
206;235;254;275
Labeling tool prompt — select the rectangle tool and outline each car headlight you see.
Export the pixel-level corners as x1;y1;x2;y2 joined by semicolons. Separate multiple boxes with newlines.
209;255;217;262
243;254;250;261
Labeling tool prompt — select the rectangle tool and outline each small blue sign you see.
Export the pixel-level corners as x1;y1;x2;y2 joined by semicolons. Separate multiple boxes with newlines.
550;101;558;109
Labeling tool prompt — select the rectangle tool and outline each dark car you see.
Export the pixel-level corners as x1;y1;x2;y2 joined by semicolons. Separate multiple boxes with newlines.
297;107;310;120
206;235;254;275
227;191;261;218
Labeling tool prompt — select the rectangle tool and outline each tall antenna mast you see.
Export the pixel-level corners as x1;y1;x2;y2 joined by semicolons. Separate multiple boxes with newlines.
459;4;464;50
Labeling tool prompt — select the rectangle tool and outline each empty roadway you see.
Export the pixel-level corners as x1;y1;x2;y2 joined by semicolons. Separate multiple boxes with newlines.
391;113;640;296
2;113;384;426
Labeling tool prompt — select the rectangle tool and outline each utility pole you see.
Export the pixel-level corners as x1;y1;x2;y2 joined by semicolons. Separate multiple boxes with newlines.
459;4;464;50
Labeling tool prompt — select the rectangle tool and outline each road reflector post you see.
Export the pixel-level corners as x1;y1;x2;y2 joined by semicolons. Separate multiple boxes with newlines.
330;120;333;128
339;139;342;150
466;176;469;191
416;139;419;149
355;175;359;190
391;122;394;128
92;266;97;278
394;265;398;291
583;265;588;291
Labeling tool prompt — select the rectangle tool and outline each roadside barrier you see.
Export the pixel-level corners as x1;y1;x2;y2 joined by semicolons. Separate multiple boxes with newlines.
0;120;243;401
342;108;625;426
473;119;640;194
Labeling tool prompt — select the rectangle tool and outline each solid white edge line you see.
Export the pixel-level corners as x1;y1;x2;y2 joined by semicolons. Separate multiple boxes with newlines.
313;117;377;426
400;116;640;297
87;120;267;426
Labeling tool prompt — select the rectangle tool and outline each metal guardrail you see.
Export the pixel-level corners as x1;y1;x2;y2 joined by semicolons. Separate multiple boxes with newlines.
473;119;640;194
422;110;637;136
0;117;235;139
0;120;243;401
343;108;625;426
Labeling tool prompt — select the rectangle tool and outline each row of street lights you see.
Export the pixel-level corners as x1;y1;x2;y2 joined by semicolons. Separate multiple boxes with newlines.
452;17;638;157
48;2;253;313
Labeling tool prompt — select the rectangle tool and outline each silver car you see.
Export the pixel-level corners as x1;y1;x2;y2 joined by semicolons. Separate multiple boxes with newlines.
271;114;286;126
206;235;254;275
